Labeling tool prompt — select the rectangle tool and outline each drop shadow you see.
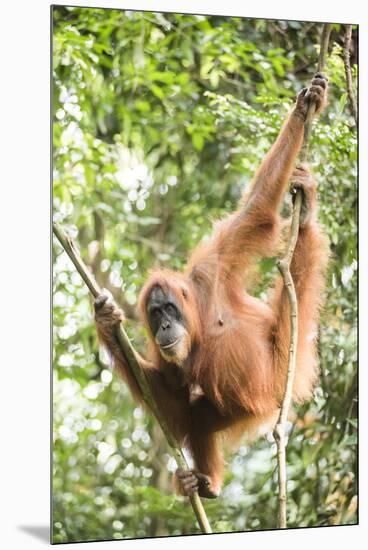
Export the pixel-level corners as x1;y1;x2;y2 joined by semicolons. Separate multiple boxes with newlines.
18;525;50;543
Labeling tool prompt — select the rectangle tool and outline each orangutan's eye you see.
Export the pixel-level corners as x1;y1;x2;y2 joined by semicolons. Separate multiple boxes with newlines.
165;303;176;316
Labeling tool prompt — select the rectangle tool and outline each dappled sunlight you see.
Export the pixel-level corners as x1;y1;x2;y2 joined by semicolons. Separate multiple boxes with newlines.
53;5;357;543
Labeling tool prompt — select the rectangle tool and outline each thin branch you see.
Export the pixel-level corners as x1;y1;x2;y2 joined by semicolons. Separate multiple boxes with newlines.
273;23;331;529
299;25;331;163
274;192;302;528
53;223;101;297
343;25;357;126
53;222;212;534
317;24;332;74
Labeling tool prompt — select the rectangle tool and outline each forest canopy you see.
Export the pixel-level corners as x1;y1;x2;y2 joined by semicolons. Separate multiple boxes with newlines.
52;7;357;543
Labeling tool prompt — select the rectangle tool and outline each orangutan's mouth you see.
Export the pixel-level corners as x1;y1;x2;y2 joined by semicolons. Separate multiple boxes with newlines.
160;338;180;350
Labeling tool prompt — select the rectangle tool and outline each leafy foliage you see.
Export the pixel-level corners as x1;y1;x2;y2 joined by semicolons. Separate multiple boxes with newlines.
52;7;357;543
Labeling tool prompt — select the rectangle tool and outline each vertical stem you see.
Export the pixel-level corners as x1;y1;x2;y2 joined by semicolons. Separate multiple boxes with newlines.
317;24;332;73
273;23;331;529
343;25;358;126
274;192;302;529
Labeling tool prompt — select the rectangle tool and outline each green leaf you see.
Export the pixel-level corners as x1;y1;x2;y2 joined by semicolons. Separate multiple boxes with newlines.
150;84;164;100
192;133;204;151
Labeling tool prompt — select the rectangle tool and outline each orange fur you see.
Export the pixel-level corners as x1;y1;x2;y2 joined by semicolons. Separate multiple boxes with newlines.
95;78;329;497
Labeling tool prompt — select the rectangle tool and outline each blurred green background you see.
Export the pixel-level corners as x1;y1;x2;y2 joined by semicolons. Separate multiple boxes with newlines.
52;6;357;543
